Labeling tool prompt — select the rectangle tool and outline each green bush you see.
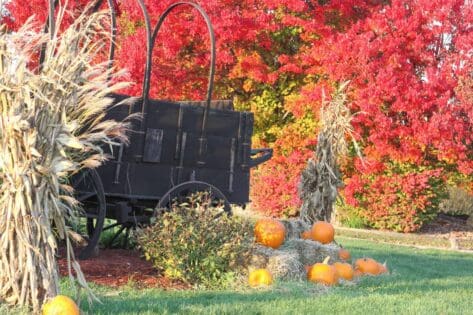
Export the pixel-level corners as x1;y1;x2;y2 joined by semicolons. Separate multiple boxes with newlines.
335;202;369;229
136;194;253;288
439;185;473;217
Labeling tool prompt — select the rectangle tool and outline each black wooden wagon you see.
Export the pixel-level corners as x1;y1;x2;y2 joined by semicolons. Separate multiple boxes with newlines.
44;0;273;259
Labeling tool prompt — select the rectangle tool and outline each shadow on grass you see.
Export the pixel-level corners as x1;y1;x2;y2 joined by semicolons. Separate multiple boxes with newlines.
82;289;305;314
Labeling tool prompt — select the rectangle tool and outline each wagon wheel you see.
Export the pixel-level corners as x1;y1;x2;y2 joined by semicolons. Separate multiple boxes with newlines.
102;219;135;249
155;181;232;218
70;168;106;260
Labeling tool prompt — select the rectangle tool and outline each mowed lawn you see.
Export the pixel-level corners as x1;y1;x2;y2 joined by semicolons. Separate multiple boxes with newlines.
3;237;473;315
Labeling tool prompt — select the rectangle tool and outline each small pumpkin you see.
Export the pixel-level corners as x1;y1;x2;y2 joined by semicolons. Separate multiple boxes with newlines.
354;269;364;278
355;258;382;275
301;230;312;240
305;265;312;274
254;218;286;249
333;262;354;281
307;257;339;286
378;261;388;274
42;295;80;315
248;269;273;287
338;247;351;261
311;221;335;244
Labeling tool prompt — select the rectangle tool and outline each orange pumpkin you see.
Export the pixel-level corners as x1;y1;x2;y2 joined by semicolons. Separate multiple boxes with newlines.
354;269;364;278
338;248;351;261
355;258;382;275
42;295;80;315
305;265;312;274
307;257;339;286
333;262;354;281
311;221;335;244
378;262;388;274
254;218;286;249
248;269;273;287
301;230;312;240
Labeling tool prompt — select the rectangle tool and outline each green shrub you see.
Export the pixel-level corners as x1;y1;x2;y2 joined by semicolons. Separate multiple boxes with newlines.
335;202;369;229
136;194;253;288
439;185;473;217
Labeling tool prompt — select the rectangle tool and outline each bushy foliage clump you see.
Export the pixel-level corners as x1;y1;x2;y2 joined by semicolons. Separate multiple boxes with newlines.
342;164;448;232
136;194;253;288
439;185;473;217
251;149;312;217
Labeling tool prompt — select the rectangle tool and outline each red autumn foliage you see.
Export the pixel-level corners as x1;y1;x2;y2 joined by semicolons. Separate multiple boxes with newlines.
251;148;313;217
4;0;473;231
316;0;473;170
344;167;446;232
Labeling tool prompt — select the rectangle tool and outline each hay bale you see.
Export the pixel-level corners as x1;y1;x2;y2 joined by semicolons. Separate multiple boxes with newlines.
245;240;340;280
281;219;311;239
245;245;304;280
246;244;273;269
285;239;340;266
244;222;343;281
266;249;304;280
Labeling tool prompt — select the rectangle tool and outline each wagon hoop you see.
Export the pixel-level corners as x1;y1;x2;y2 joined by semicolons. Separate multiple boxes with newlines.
141;1;216;115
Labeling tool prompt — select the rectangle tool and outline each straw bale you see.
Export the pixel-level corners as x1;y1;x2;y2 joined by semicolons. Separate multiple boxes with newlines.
266;249;304;280
246;238;341;281
246;244;272;269
285;239;340;266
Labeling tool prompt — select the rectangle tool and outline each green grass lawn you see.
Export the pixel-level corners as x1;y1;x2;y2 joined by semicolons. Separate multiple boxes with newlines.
2;237;473;315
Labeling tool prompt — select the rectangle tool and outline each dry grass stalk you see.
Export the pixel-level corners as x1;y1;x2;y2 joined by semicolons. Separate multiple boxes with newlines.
299;82;360;223
0;6;129;312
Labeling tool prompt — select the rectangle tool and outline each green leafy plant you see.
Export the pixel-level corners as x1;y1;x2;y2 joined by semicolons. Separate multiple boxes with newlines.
335;202;369;229
439;185;473;217
136;193;252;288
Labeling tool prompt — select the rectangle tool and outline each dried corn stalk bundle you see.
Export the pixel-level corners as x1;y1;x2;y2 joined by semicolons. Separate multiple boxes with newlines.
0;7;129;312
299;82;360;223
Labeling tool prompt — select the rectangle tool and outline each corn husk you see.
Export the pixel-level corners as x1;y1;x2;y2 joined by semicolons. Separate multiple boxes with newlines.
299;81;362;223
0;6;130;313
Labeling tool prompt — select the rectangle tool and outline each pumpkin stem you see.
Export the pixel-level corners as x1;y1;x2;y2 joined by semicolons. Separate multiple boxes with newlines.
323;256;331;264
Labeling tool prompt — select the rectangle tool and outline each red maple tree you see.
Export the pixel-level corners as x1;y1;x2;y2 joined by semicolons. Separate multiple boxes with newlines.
5;0;473;231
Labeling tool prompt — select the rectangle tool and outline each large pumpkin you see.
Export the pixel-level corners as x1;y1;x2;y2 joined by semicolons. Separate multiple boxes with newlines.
42;295;80;315
355;258;382;275
248;269;273;287
307;257;338;286
254;218;286;249
333;262;354;281
311;221;335;244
